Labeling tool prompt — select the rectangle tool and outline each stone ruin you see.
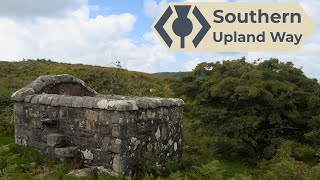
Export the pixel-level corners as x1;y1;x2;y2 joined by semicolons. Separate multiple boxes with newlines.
11;74;184;176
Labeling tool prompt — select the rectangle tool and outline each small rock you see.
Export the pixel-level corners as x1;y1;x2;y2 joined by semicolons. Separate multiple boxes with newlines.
11;88;35;101
67;168;95;177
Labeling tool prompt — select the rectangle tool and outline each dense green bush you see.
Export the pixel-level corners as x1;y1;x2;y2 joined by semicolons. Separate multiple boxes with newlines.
0;89;14;136
0;141;99;179
305;164;320;180
213;137;256;163
257;141;308;179
171;58;320;162
133;152;181;179
292;143;317;162
188;160;224;179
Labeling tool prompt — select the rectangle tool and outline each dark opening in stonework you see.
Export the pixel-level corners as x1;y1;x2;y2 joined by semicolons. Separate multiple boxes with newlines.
44;82;93;97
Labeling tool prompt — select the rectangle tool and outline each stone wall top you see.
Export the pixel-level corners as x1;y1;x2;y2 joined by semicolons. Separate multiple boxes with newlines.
22;94;184;111
11;74;98;101
11;74;184;110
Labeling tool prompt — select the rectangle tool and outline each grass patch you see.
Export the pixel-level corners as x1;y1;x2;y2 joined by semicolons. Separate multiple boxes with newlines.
0;136;14;146
219;160;256;178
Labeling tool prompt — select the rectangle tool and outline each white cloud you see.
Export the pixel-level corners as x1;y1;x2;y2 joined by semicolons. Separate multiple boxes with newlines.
183;57;202;71
89;5;100;12
0;12;134;62
298;0;320;25
104;35;176;72
143;0;168;18
246;42;320;79
0;0;87;18
181;52;247;71
0;1;176;73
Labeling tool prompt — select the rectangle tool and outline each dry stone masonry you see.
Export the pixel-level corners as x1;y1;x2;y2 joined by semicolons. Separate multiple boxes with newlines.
11;74;184;176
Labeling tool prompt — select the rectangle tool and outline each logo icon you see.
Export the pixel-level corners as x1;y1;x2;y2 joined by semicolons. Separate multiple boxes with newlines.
154;5;211;48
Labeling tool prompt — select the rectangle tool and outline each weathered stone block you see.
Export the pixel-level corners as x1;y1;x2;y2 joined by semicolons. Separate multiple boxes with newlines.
24;95;35;103
41;118;57;126
51;96;61;106
92;149;114;167
14;113;28;124
55;146;79;158
30;95;41;104
11;88;35;102
14;103;24;114
47;134;67;147
110;138;122;153
111;124;127;139
112;154;123;174
30;80;47;92
102;137;111;150
97;124;112;136
98;111;112;125
84;109;99;131
82;97;95;109
30;141;46;151
81;149;94;164
112;124;120;138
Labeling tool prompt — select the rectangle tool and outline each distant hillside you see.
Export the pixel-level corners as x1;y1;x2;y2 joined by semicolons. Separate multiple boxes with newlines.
154;71;189;78
0;59;174;98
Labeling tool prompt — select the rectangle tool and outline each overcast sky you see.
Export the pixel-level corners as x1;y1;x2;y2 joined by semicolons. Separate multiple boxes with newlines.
0;0;319;78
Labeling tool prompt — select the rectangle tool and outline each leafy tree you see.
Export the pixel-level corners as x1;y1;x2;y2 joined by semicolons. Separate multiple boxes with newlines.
172;58;320;160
